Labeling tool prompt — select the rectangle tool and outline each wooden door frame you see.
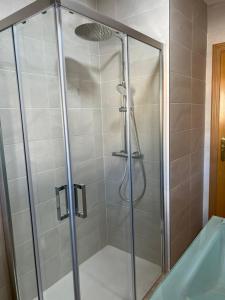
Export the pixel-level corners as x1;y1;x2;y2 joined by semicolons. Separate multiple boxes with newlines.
209;42;225;217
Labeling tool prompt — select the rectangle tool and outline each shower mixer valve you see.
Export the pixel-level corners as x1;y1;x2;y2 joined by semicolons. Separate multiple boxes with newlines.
112;150;143;159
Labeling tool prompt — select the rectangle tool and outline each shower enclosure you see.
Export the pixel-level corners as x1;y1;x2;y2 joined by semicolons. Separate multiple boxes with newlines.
0;1;166;299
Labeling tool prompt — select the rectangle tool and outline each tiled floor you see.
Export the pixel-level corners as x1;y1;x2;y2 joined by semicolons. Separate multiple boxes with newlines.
39;246;161;300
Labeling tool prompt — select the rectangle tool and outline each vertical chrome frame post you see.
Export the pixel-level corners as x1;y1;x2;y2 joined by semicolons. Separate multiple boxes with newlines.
124;35;137;300
160;49;170;272
54;4;81;300
159;49;170;273
0;122;20;300
11;26;44;300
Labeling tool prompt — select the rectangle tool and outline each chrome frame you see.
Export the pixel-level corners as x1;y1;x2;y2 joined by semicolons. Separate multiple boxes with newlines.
54;4;81;299
0;0;55;31
12;26;44;300
124;35;137;300
0;122;20;300
160;49;170;272
0;1;168;300
0;0;163;51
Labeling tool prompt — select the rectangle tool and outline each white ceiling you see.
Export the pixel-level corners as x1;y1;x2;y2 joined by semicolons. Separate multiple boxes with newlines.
205;0;225;5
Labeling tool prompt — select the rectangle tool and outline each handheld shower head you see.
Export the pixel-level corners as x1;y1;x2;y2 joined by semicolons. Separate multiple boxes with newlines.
116;83;126;96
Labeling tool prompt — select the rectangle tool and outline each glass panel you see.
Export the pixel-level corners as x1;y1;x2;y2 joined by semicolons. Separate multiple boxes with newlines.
61;8;134;300
128;37;162;299
0;28;38;300
13;7;76;299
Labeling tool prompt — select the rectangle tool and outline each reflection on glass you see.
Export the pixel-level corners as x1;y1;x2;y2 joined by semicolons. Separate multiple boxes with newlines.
129;37;162;299
61;8;134;300
13;7;75;300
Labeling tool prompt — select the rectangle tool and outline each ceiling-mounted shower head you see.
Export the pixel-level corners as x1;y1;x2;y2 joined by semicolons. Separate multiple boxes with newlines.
75;22;113;41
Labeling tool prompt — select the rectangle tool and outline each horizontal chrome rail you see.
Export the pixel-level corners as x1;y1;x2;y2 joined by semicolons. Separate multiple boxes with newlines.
0;0;163;50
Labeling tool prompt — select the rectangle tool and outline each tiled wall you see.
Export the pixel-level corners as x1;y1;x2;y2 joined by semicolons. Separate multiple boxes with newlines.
97;0;169;42
170;0;207;265
98;33;162;264
204;2;225;224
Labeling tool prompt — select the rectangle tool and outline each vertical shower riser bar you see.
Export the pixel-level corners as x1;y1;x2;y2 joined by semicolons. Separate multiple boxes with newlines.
54;4;81;300
123;35;137;300
11;26;44;300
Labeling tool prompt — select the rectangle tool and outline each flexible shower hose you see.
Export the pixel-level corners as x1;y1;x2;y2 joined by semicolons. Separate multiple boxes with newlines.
119;109;147;204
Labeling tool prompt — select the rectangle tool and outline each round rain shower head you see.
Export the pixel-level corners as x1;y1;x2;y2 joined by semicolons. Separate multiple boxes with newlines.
75;23;113;42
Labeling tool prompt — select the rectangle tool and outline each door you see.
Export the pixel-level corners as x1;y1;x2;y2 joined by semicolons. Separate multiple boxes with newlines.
60;7;135;300
128;36;163;298
0;7;79;300
60;6;163;300
210;44;225;217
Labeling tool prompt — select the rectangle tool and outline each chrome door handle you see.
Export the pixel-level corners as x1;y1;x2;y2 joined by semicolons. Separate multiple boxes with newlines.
55;185;69;221
55;183;87;221
74;184;87;219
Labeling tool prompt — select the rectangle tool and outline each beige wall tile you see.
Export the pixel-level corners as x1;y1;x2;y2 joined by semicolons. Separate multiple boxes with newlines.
170;228;190;266
170;0;193;20
170;130;191;161
170;40;192;76
170;72;191;103
191;104;205;129
170;103;191;132
190;149;204;176
170;155;190;189
192;78;205;104
170;9;192;49
192;27;207;56
191;128;205;153
192;53;206;80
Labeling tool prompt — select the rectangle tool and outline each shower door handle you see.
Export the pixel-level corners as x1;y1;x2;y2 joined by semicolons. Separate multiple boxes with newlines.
55;184;87;221
55;185;69;221
74;184;87;219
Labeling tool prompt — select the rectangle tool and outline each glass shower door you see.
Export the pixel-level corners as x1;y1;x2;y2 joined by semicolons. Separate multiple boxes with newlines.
60;6;164;299
128;37;163;298
0;3;164;300
0;26;39;300
60;7;135;300
7;6;79;300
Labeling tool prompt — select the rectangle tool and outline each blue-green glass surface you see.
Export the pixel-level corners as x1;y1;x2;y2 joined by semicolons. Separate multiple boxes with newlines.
150;216;225;300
